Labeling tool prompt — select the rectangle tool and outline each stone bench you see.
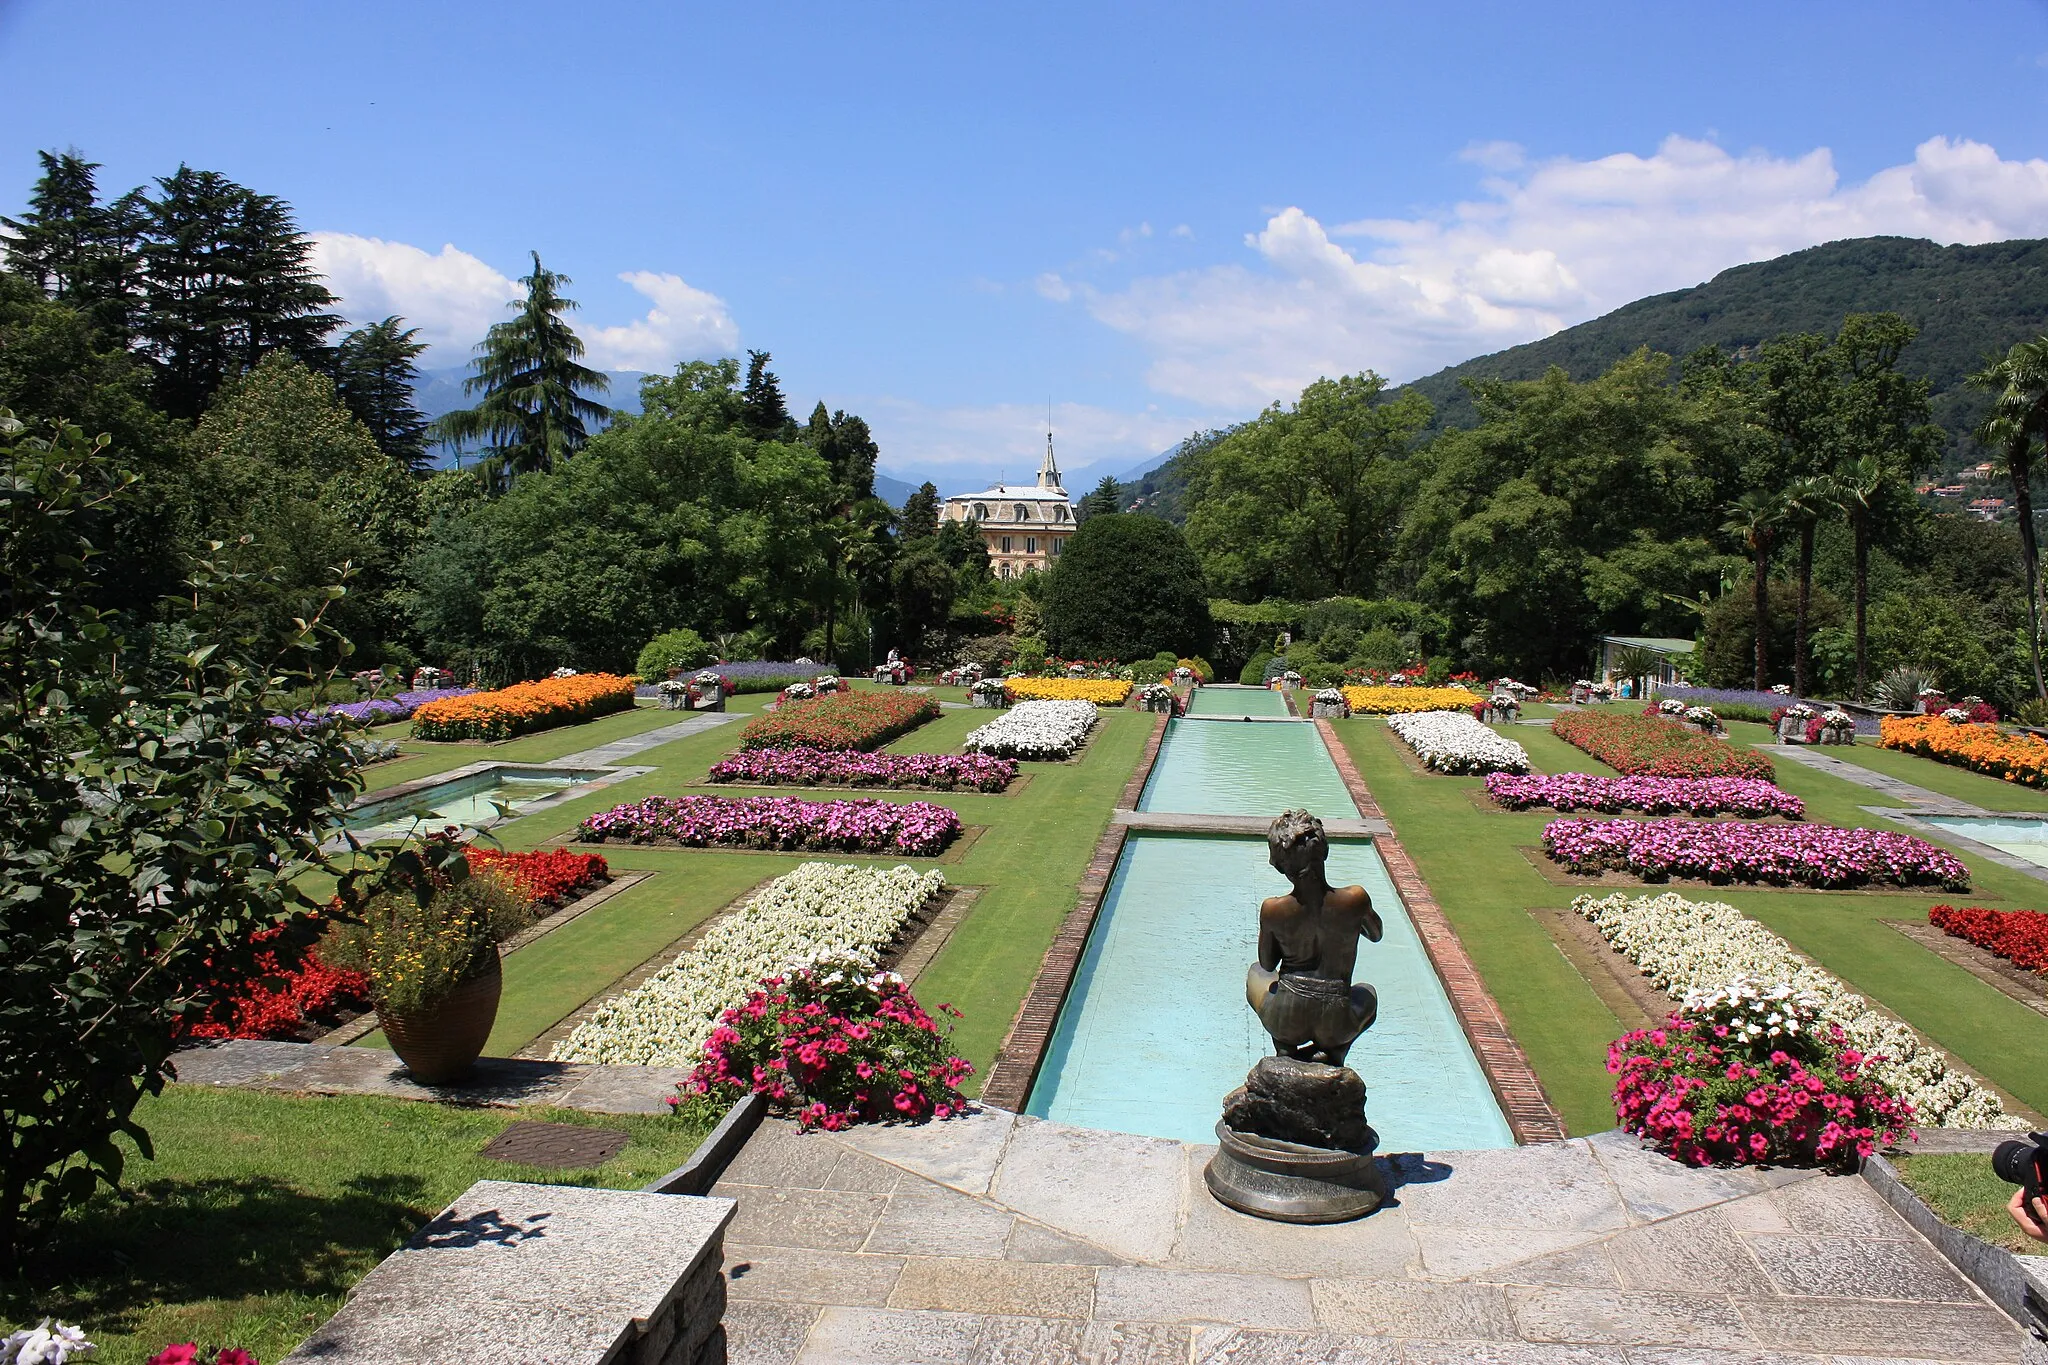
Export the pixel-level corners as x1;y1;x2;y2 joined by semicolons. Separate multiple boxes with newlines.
285;1180;734;1364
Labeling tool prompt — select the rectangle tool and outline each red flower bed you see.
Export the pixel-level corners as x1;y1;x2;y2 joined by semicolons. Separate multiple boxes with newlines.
738;689;939;752
1929;903;2048;974
466;847;610;906
176;920;369;1041
1551;710;1774;782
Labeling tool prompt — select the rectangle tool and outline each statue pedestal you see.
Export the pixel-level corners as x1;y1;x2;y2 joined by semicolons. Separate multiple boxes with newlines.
1205;1057;1387;1223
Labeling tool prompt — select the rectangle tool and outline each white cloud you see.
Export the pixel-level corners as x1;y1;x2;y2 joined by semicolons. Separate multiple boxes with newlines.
855;397;1202;494
311;233;517;353
1070;135;2048;408
311;234;737;370
579;271;739;371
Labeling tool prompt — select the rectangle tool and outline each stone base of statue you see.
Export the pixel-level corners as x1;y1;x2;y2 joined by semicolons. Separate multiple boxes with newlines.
1205;1056;1388;1223
1309;701;1349;720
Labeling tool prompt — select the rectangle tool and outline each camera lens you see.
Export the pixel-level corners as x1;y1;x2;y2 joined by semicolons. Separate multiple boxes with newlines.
1992;1139;2033;1185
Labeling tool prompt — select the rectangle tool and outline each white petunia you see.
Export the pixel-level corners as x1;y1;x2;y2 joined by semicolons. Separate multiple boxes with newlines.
1386;711;1530;775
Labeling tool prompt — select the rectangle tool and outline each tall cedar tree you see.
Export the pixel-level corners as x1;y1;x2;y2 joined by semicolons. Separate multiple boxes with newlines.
336;316;431;470
1;151;148;344
741;350;794;441
432;252;611;485
899;482;941;540
1078;475;1122;520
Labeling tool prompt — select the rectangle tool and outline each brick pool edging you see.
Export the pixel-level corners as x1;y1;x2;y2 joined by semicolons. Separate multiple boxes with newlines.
1314;717;1569;1144
979;709;1171;1111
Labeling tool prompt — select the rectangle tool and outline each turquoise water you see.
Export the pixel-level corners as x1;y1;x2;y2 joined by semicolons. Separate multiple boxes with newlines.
1025;832;1516;1150
1138;717;1358;819
1921;814;2048;869
346;766;603;838
1186;686;1289;719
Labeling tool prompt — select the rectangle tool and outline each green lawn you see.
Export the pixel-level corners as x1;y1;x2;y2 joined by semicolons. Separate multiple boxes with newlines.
1334;714;2048;1134
1892;1152;2043;1254
1802;736;2048;812
0;1087;708;1365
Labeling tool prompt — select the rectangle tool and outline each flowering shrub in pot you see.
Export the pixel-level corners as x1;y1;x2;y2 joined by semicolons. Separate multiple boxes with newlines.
1542;817;1969;890
1386;711;1530;774
552;863;945;1064
576;794;961;857
1929;903;2048;974
1485;773;1803;819
674;962;973;1130
739;689;939;751
963;699;1098;760
708;746;1018;792
1551;711;1775;781
1575;890;2006;1126
1609;975;1911;1169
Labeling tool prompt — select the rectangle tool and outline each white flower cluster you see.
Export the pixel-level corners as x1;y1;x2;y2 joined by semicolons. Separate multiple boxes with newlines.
1658;698;1686;715
551;862;946;1066
1770;684;1793;695
1680;975;1824;1044
1782;703;1816;721
1575;891;2008;1127
1820;708;1855;732
1314;687;1345;704
1941;707;1971;724
1682;705;1719;730
1387;710;1531;775
963;699;1098;760
1;1320;93;1365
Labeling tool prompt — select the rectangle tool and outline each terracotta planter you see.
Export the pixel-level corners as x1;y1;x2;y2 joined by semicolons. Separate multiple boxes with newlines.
378;953;502;1084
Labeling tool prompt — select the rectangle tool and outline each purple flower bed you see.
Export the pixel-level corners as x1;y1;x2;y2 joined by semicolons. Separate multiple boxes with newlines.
1486;773;1804;819
707;746;1017;792
1656;685;1879;735
1541;817;1969;889
708;660;831;694
576;794;961;857
268;685;477;731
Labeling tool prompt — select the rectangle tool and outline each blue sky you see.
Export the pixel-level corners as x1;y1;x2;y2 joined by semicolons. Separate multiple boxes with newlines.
6;1;2048;492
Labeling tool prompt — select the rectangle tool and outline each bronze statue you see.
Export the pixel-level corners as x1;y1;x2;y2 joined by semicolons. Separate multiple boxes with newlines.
1246;809;1382;1068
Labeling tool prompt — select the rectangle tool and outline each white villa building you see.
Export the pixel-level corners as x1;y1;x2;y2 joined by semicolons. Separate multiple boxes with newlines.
940;436;1077;578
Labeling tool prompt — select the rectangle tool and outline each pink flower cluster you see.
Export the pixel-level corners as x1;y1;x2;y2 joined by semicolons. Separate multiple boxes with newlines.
1610;1019;1911;1168
707;746;1018;793
1486;773;1804;819
577;794;961;856
1543;818;1969;889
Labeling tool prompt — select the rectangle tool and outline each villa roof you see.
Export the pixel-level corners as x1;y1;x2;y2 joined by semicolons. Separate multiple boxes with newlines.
946;483;1073;502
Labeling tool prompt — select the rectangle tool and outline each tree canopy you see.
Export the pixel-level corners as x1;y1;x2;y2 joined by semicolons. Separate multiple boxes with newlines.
1043;513;1212;660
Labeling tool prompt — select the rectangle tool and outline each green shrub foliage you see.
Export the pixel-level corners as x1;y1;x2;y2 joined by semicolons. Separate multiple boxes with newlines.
1042;514;1212;661
635;627;714;678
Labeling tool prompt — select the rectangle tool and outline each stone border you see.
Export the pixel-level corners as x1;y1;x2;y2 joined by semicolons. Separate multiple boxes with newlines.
643;1091;769;1195
1864;1150;2048;1340
1314;717;1568;1144
978;710;1171;1111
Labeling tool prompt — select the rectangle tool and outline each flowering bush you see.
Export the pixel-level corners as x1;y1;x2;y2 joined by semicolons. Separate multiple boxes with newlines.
1575;890;2007;1126
1683;706;1720;733
780;681;818;702
676;963;972;1130
173;918;369;1041
1386;711;1530;775
709;746;1018;792
738;689;939;751
3;1318;93;1362
964;699;1098;760
1656;684;1877;733
411;674;636;741
146;1347;257;1365
1657;698;1686;716
1551;711;1775;782
551;863;946;1064
1880;713;2048;787
1542;817;1969;889
1929;903;2048;974
710;660;828;694
1003;677;1132;704
1339;684;1475;715
576;794;961;857
1485;773;1803;819
465;847;610;906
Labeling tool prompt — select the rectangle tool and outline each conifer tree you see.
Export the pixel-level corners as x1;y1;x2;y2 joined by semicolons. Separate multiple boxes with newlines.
0;151;148;343
432;252;611;485
1078;475;1122;520
900;482;941;540
740;349;793;440
336;316;430;470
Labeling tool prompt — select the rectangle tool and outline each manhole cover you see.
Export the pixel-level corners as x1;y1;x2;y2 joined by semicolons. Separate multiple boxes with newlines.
480;1120;630;1169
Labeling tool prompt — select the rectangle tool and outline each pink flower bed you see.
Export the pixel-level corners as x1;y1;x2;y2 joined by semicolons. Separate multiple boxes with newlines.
577;794;961;857
707;746;1017;793
1486;773;1803;819
1542;818;1969;890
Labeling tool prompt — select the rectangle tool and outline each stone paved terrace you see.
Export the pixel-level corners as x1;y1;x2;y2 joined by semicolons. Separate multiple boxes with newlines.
713;1110;2036;1364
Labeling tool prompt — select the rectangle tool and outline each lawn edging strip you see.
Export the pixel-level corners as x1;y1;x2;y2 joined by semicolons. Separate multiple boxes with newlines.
1317;717;1568;1144
979;710;1168;1111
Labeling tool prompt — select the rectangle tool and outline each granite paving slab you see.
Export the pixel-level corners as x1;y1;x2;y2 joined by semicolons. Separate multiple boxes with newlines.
710;1117;2033;1363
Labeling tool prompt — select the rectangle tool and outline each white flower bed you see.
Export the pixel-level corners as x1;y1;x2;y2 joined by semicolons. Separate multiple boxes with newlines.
963;699;1098;760
549;862;945;1066
1574;890;2008;1128
1386;710;1530;775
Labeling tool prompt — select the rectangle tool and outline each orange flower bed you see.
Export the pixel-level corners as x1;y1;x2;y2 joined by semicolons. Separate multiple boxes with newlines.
411;673;637;741
1878;714;2048;788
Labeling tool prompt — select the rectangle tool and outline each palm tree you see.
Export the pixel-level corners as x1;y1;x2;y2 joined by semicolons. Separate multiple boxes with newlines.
1779;475;1837;697
433;251;611;487
1831;456;1889;701
1721;491;1781;691
1968;339;2048;701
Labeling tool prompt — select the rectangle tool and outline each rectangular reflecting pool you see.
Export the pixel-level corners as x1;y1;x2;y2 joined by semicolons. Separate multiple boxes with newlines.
1920;814;2048;869
1025;832;1515;1151
1138;718;1358;820
345;765;609;840
1185;686;1290;719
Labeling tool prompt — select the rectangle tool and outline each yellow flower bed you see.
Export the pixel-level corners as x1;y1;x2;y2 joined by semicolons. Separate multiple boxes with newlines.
1004;677;1133;705
1880;713;2048;787
1340;685;1476;715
